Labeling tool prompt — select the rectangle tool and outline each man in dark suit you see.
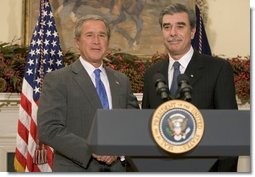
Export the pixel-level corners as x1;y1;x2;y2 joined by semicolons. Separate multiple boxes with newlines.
38;15;139;172
142;3;238;171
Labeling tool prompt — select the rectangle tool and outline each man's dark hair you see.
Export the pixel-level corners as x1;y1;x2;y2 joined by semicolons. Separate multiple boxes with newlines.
159;3;196;29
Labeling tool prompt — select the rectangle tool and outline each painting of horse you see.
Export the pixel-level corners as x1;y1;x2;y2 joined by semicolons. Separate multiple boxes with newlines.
24;0;195;56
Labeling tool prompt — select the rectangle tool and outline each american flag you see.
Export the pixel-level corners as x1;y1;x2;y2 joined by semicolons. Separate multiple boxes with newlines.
191;5;212;55
14;0;64;172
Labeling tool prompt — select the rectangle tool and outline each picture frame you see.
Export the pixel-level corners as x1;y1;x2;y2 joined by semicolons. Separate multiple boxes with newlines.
23;0;197;56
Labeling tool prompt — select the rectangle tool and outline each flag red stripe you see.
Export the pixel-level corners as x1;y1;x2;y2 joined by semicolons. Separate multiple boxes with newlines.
47;147;53;168
20;92;32;118
29;115;38;142
26;152;40;172
17;120;29;143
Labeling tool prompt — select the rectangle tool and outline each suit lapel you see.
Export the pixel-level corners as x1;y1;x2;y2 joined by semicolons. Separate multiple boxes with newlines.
70;60;102;108
105;67;120;108
185;51;205;86
157;59;170;86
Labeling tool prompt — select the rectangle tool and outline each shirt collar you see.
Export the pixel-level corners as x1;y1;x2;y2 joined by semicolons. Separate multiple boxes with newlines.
79;57;106;77
168;47;194;69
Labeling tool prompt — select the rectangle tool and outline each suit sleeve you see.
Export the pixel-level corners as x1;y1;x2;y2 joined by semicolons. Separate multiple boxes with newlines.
214;60;238;109
142;70;153;109
37;71;92;169
126;76;140;109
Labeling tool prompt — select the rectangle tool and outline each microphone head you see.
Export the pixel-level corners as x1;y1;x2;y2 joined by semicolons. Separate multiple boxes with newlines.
153;73;171;101
177;74;192;101
153;73;167;86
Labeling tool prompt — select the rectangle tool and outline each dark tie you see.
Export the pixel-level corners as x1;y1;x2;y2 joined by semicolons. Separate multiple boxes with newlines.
170;61;181;96
94;69;109;109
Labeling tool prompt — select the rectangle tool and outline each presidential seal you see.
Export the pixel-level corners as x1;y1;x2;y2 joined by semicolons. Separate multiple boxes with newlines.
151;100;204;154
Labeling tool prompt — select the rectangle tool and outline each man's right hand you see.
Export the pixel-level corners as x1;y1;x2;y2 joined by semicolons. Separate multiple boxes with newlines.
92;153;118;165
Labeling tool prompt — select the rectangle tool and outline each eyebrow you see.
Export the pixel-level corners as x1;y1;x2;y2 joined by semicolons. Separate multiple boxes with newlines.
162;22;187;27
84;31;107;35
176;22;186;26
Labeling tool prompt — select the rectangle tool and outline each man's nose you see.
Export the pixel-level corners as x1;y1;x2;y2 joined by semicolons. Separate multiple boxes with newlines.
92;35;100;44
170;26;177;36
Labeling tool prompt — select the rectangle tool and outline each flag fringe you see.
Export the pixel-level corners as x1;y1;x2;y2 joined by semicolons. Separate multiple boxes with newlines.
33;142;48;165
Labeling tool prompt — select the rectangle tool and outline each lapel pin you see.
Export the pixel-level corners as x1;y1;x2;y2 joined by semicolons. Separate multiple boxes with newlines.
115;81;120;85
190;74;194;78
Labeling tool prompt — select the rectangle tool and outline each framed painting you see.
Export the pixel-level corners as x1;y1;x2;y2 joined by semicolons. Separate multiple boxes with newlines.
23;0;196;56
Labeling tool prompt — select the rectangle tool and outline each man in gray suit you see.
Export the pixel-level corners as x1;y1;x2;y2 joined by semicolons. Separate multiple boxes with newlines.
38;15;139;172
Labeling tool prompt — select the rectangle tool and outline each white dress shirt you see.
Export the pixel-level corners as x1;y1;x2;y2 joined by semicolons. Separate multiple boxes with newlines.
79;57;112;109
168;47;194;89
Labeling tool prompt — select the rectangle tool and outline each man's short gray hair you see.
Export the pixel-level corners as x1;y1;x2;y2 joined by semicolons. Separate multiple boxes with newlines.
74;14;111;39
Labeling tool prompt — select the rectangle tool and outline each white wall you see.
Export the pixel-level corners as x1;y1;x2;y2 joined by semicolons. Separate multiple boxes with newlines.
206;0;250;57
0;0;250;58
0;0;23;44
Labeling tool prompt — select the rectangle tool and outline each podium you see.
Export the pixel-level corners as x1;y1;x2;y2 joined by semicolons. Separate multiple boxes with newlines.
88;109;250;172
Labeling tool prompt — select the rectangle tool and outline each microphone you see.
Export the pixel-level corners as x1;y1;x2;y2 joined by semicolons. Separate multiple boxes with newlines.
153;73;171;101
177;74;192;102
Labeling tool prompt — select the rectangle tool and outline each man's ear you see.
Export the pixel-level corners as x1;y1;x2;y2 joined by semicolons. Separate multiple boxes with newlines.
191;27;196;40
74;37;80;50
